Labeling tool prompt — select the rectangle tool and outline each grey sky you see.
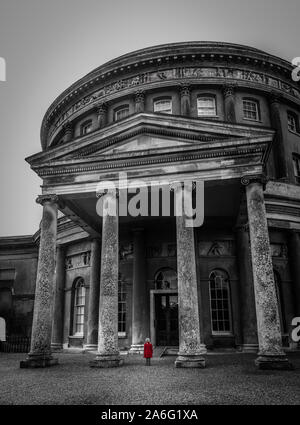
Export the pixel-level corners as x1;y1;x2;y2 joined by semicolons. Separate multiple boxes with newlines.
0;0;299;236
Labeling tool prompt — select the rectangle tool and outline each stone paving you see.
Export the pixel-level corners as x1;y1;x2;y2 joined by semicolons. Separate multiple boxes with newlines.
0;352;299;405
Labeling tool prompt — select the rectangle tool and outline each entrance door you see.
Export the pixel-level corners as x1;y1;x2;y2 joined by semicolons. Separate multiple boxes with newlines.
155;293;179;346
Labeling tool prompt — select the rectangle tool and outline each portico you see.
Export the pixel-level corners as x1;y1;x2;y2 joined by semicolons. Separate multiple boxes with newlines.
22;112;293;369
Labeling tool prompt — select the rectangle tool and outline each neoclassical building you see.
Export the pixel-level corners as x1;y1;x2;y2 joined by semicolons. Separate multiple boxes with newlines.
1;42;300;369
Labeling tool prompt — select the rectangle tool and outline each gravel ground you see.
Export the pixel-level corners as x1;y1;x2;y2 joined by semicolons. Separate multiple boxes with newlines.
0;352;299;405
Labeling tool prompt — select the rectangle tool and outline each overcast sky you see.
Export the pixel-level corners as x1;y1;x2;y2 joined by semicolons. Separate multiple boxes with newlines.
0;0;299;236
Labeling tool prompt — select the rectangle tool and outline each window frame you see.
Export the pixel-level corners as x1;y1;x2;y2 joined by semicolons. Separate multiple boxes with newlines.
287;111;299;134
242;98;260;122
73;278;86;336
118;278;127;337
209;269;233;335
114;105;130;122
292;153;300;184
153;97;173;114
197;95;217;117
80;120;93;136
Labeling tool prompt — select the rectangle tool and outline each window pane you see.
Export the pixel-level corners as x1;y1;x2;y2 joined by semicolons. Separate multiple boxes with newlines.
154;99;172;114
209;270;231;333
197;97;216;116
243;100;259;121
115;107;129;121
288;114;297;132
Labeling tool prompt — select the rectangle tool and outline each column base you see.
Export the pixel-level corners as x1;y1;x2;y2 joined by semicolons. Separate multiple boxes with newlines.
89;354;124;368
83;344;98;351
20;354;58;369
175;354;206;368
242;344;259;353
129;344;144;354
255;354;293;370
51;342;63;351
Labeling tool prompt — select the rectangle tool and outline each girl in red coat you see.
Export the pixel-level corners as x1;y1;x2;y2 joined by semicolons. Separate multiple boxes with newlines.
144;338;153;366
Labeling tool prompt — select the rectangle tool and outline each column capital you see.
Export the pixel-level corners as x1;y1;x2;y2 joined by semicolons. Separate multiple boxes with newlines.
223;83;236;98
134;89;145;103
95;101;108;114
36;194;61;206
269;91;284;105
179;83;190;97
234;223;249;233
241;174;268;189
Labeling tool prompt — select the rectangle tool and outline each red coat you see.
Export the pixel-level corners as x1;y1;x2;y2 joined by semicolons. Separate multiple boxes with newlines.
144;342;153;358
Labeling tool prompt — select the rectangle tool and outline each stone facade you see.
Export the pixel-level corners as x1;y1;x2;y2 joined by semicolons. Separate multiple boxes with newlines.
0;42;299;369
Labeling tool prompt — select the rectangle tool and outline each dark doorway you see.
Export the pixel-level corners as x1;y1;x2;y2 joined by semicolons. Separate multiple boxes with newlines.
155;293;179;346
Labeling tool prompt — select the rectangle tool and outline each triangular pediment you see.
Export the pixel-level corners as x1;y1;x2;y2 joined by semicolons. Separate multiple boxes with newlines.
26;112;275;167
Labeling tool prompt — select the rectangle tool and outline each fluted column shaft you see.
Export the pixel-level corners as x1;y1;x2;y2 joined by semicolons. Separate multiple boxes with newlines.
85;238;101;350
51;245;66;350
130;228;148;353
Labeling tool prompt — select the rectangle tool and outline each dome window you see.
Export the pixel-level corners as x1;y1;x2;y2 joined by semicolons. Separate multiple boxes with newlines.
80;120;93;136
114;105;130;121
287;111;299;134
197;96;216;116
153;98;172;114
243;98;260;121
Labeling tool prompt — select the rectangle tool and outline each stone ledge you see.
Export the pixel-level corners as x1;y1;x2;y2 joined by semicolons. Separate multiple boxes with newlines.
255;355;294;370
20;356;59;369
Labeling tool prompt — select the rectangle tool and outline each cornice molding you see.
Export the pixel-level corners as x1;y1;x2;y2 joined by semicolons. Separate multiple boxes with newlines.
40;42;300;149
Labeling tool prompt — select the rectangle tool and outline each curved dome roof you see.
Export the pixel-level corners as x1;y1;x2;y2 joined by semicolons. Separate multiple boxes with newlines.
41;41;296;149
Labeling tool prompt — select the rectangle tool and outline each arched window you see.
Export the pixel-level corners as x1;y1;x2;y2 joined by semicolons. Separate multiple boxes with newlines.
242;98;260;121
118;277;127;337
287;111;299;133
114;105;130;121
197;96;216;116
153;98;172;114
209;269;232;333
154;268;177;290
73;278;85;336
292;153;300;184
273;269;287;334
80;120;93;136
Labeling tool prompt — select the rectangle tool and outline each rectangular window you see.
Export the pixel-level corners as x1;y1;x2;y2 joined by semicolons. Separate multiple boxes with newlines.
197;97;216;116
114;106;129;121
288;113;298;133
153;99;172;114
81;121;92;136
243;99;260;121
118;282;126;336
293;154;300;184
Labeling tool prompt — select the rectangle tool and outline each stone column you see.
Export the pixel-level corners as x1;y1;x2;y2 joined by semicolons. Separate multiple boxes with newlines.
85;238;101;350
96;102;108;129
64;121;73;142
174;184;206;368
269;94;288;179
90;190;123;367
51;245;66;351
235;225;258;352
180;85;191;116
242;175;292;369
135;90;145;113
130;228;148;353
288;230;300;317
20;195;59;368
223;84;236;123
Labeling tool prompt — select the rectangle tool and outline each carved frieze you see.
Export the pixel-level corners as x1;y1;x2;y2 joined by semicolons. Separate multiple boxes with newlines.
47;65;300;142
65;250;91;269
270;243;288;258
199;240;235;256
119;243;134;260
